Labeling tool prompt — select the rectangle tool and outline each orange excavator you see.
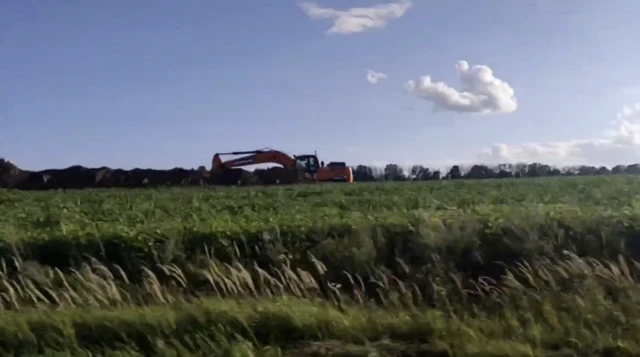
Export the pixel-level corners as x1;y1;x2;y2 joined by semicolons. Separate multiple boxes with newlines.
210;149;353;185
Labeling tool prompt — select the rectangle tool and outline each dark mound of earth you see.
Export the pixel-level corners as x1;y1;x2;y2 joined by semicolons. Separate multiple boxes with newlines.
0;159;309;190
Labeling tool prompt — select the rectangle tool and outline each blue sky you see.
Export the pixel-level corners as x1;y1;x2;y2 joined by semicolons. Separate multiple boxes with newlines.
2;0;640;170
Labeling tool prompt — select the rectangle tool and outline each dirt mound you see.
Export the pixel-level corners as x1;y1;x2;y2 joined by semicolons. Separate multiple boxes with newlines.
210;168;257;186
0;158;29;188
0;159;211;190
0;159;313;190
210;167;310;186
254;167;309;184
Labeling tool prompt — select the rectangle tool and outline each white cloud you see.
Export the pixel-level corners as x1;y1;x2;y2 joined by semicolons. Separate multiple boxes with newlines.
404;60;518;114
617;102;640;120
298;0;412;35
366;69;388;84
478;103;640;167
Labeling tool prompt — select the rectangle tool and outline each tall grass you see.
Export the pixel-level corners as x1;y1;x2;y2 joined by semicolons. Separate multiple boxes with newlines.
0;251;639;356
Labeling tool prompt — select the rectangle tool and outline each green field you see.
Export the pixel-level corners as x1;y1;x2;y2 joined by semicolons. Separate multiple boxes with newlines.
2;176;640;356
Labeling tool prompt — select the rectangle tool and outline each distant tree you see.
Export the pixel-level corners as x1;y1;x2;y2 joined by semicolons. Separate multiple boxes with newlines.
549;168;562;176
409;165;425;180
419;168;434;180
496;169;513;179
465;164;495;179
525;163;550;177
626;164;640;174
409;165;433;180
384;164;406;181
349;160;640;182
496;163;513;172
612;164;627;174
577;165;598;176
538;164;552;177
353;165;375;181
447;165;462;180
561;166;579;176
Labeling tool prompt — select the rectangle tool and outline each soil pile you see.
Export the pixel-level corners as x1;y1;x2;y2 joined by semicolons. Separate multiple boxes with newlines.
0;159;310;190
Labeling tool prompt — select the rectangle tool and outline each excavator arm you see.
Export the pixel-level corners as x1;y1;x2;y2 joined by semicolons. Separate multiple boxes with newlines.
211;150;299;171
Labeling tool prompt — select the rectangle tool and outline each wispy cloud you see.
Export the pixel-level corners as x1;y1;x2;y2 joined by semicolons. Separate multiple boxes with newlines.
298;0;412;35
366;69;388;84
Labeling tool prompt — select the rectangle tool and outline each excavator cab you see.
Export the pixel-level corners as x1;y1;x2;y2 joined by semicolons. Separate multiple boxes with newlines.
293;154;321;174
293;154;352;182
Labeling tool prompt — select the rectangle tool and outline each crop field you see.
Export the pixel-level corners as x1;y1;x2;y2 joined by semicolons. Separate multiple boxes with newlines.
2;175;640;356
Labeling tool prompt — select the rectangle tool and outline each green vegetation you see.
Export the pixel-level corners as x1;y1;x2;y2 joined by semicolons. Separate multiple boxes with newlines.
2;175;640;356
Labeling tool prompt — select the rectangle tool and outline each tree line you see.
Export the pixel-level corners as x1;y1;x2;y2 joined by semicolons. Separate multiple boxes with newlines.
351;162;640;182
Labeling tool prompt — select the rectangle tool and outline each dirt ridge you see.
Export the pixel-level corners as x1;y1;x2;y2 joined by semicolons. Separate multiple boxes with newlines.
0;158;306;190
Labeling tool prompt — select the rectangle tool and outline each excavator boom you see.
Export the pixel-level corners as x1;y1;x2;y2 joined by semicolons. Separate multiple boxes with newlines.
212;150;297;171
